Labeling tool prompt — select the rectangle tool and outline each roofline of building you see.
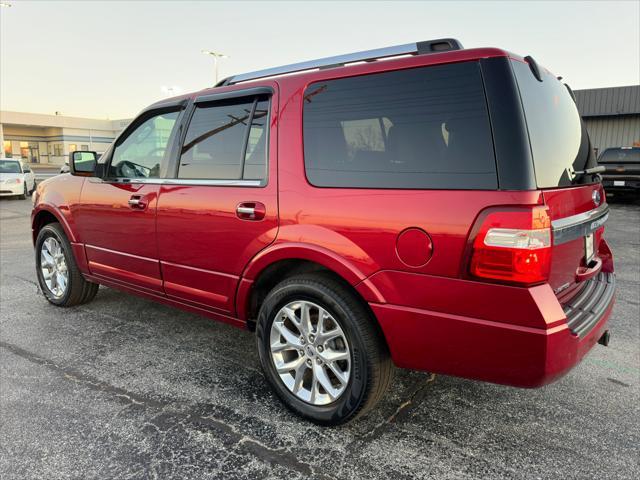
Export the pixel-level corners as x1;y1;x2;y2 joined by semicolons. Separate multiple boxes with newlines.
1;110;130;124
574;84;640;92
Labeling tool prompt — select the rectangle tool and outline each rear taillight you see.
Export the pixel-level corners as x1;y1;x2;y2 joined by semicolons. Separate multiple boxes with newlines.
469;206;552;285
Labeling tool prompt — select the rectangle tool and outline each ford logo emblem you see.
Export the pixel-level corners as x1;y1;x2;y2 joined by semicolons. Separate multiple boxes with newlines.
592;190;601;206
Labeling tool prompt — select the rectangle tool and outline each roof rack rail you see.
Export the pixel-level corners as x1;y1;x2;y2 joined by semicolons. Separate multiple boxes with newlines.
216;38;463;87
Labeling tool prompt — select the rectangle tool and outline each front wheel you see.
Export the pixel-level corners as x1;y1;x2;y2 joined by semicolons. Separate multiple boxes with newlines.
35;223;99;306
256;273;394;425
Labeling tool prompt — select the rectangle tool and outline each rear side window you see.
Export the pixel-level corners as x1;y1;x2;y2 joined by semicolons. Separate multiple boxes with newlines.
512;60;596;188
179;96;269;181
303;61;497;189
243;99;270;180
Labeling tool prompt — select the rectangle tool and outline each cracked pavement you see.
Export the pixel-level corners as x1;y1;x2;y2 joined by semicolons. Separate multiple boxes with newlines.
1;196;638;479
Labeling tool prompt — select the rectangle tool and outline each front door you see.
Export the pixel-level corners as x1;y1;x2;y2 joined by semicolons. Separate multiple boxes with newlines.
74;108;182;292
156;88;278;314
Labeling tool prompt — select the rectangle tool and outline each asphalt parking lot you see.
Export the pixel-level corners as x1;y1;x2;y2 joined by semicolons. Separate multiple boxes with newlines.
0;193;638;480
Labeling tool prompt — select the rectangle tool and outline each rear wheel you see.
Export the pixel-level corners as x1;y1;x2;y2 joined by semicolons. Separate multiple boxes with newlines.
35;223;98;306
256;273;394;425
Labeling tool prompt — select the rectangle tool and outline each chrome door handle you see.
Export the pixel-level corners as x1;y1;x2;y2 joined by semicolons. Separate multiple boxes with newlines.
236;206;255;215
128;196;146;209
236;202;266;220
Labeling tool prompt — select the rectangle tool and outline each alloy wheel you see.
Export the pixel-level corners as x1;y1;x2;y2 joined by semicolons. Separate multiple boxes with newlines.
40;237;68;298
269;300;351;405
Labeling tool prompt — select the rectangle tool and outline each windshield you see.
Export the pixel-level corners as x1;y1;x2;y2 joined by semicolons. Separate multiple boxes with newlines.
0;160;22;174
512;60;597;188
598;147;640;164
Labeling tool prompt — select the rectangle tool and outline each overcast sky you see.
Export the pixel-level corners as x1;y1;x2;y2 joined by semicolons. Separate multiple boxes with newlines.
1;0;638;119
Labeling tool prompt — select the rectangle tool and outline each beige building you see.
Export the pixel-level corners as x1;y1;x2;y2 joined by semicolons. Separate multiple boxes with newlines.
0;111;130;166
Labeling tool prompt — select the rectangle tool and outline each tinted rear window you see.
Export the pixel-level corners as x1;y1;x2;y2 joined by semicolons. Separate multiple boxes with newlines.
598;148;640;164
303;61;497;189
511;60;596;188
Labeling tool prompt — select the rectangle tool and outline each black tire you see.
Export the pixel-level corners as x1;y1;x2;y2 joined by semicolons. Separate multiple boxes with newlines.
19;183;27;200
256;273;394;425
35;223;99;306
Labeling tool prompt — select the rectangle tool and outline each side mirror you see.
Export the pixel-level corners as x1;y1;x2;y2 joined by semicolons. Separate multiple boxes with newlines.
70;151;97;176
23;166;31;173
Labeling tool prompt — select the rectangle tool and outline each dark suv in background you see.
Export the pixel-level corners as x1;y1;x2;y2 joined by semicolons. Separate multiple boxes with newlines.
31;39;615;425
598;146;640;198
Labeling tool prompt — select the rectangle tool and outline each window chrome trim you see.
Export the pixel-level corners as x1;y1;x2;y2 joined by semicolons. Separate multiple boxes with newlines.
551;203;609;245
104;178;263;187
163;178;263;187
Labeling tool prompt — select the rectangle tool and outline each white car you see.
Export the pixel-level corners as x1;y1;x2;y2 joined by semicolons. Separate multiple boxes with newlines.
0;159;37;199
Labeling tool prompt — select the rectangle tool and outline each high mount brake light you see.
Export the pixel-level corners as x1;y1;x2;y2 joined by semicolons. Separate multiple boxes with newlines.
469;207;552;285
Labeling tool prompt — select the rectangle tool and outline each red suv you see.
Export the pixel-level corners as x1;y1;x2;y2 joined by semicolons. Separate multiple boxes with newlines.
32;39;615;425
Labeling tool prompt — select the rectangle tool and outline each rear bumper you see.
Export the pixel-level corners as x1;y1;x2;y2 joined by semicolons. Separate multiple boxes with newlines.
564;272;615;337
602;178;640;192
370;272;615;388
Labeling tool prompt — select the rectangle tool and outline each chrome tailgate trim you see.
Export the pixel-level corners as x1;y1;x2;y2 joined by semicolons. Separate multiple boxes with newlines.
551;203;609;245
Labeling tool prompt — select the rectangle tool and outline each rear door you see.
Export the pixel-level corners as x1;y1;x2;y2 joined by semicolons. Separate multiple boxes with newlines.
156;86;278;314
74;108;183;292
511;59;608;295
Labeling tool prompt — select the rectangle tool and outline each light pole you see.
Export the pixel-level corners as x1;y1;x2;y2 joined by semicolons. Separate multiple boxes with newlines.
201;50;228;85
0;3;9;153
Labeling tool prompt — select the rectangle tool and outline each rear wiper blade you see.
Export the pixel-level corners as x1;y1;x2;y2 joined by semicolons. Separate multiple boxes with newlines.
568;165;606;179
574;166;606;175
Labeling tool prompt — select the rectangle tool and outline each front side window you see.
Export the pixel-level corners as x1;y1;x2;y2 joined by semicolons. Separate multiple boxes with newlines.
303;61;497;189
178;96;269;181
110;110;180;178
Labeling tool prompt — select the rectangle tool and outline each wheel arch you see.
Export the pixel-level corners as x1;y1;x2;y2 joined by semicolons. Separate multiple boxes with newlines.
32;205;76;245
236;243;386;331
